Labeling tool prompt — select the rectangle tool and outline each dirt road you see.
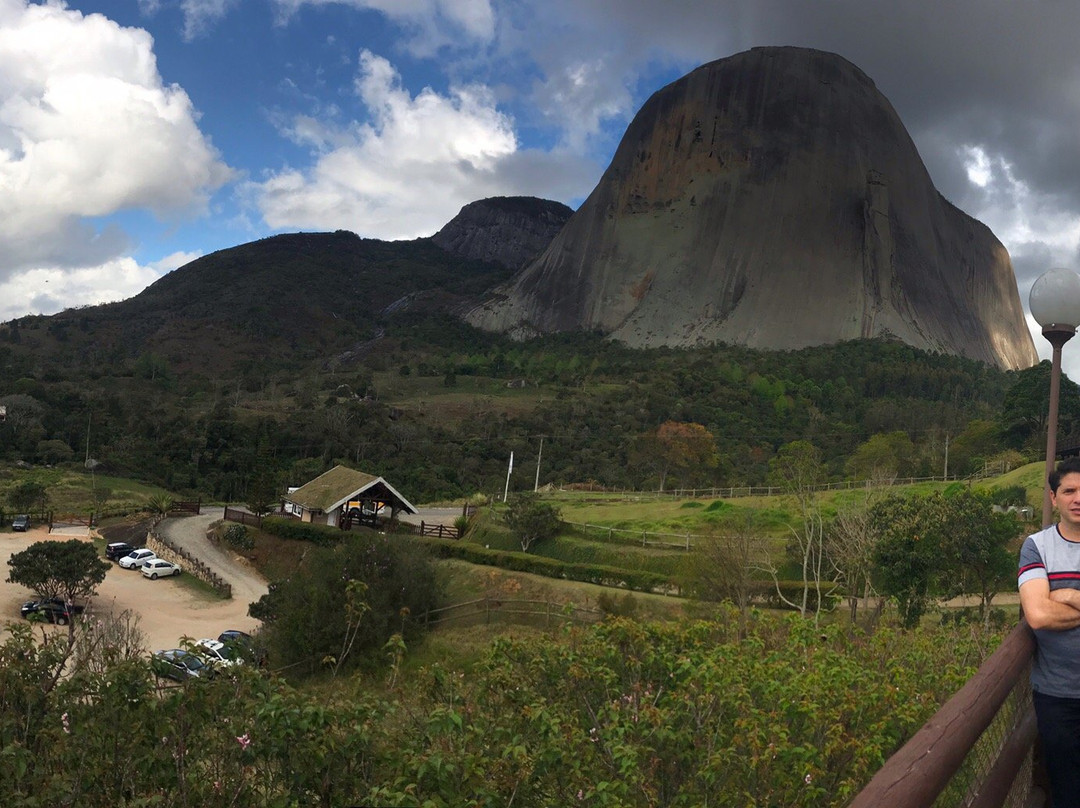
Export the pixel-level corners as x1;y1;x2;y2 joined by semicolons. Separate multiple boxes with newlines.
0;514;267;653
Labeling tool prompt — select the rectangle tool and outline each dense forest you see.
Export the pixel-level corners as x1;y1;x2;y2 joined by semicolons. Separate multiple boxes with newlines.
0;308;1076;504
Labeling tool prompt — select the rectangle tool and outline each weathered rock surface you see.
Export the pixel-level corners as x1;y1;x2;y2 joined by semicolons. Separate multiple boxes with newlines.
466;47;1038;370
431;196;573;270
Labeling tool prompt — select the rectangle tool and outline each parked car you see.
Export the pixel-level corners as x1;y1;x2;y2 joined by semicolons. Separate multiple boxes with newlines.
195;638;243;669
151;649;209;681
21;598;85;625
141;559;181;579
118;548;156;569
105;542;135;561
11;514;30;532
218;629;268;667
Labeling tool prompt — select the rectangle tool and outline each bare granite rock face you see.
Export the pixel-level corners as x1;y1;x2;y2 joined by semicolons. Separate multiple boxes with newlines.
466;47;1038;370
431;196;573;270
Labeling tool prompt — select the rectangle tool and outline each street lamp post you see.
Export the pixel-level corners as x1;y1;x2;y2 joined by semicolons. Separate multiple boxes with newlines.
1029;268;1080;526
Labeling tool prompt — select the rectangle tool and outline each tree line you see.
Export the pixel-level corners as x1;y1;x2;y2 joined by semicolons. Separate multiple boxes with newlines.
0;314;1068;503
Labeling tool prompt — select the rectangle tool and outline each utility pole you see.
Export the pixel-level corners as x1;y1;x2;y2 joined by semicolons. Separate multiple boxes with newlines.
943;433;949;480
534;437;544;492
503;452;514;502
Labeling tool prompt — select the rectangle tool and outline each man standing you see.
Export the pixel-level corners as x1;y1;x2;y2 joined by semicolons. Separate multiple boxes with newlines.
1019;456;1080;808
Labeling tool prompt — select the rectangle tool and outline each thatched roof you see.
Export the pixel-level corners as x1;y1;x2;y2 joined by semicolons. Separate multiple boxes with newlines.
285;465;417;514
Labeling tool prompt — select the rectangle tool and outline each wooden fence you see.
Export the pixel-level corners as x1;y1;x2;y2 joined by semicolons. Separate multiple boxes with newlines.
224;507;465;540
412;521;463;540
168;499;201;516
223;507;264;528
551;469;1013;502
567;520;700;550
50;512;92;528
849;621;1038;807
423;597;602;629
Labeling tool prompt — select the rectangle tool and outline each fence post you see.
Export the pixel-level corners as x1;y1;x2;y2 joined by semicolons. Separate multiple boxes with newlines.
420;521;425;536
685;532;690;551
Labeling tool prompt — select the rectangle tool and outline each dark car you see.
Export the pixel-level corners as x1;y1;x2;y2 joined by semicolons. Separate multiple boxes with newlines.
105;542;135;561
21;598;85;625
151;649;210;682
11;514;30;532
218;629;268;667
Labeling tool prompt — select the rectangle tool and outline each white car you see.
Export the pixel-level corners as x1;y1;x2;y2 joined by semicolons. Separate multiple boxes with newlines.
118;548;156;569
141;559;181;579
195;638;243;668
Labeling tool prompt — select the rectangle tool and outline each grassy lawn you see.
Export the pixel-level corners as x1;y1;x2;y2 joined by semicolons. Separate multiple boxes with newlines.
0;463;177;515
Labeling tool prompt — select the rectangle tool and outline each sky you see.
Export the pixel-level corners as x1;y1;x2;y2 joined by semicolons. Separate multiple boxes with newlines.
4;0;1080;373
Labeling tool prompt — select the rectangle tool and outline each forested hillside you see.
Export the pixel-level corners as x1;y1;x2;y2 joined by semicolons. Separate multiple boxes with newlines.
1;299;1065;504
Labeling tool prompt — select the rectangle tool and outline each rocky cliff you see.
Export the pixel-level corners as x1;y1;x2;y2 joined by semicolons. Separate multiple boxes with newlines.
432;196;573;270
466;47;1038;370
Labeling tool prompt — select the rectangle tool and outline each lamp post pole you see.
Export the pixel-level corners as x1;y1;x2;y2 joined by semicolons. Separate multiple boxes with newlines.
1042;327;1075;526
1029;268;1080;527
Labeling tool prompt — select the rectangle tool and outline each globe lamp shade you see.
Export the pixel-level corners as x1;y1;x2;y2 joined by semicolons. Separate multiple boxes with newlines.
1030;268;1080;330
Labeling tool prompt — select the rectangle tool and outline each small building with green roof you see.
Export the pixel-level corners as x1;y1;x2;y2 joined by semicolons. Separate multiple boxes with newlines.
283;465;418;528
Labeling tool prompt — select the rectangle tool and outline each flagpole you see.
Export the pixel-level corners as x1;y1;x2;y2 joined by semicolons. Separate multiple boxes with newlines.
503;451;514;502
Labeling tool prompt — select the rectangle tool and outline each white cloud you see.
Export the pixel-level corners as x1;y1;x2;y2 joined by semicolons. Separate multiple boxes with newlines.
0;257;167;323
179;0;239;41
0;0;231;277
251;50;592;239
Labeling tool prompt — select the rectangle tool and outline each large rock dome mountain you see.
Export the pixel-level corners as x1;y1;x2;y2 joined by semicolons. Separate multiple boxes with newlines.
467;47;1038;370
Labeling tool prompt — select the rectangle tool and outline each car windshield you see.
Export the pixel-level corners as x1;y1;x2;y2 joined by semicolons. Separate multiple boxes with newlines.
182;654;205;671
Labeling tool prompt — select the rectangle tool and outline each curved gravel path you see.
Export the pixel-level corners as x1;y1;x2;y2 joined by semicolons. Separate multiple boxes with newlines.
158;507;269;607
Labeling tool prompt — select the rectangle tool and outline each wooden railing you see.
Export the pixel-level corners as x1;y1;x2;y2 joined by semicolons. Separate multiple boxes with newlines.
849;621;1038;807
423;597;602;628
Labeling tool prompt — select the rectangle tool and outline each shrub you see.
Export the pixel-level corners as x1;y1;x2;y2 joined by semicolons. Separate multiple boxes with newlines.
989;484;1028;508
597;592;638;618
249;534;442;676
223;523;254;551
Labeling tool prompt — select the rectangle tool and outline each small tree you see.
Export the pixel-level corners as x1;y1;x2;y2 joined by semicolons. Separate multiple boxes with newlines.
765;440;829;623
685;514;765;636
870;495;937;629
632;421;718;491
7;540;109;643
826;472;893;625
504;493;561;552
8;479;47;513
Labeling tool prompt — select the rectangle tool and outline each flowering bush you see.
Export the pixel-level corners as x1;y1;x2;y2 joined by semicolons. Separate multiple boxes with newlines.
0;606;1002;806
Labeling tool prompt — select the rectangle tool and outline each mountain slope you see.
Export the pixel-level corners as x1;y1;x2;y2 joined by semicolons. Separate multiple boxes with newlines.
466;47;1038;371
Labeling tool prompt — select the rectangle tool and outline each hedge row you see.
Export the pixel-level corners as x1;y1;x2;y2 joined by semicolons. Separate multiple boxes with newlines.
257;518;830;609
405;534;676;594
260;517;343;546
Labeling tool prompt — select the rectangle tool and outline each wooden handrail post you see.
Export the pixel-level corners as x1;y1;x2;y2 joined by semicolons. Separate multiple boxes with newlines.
849;621;1036;807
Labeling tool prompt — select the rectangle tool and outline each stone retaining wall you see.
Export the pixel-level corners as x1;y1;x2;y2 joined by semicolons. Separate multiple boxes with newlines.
145;518;232;599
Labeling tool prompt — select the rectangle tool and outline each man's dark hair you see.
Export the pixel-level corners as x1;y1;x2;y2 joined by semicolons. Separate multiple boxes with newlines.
1050;457;1080;492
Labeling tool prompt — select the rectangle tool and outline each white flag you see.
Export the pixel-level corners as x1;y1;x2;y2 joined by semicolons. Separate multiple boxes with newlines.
508;451;514;474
